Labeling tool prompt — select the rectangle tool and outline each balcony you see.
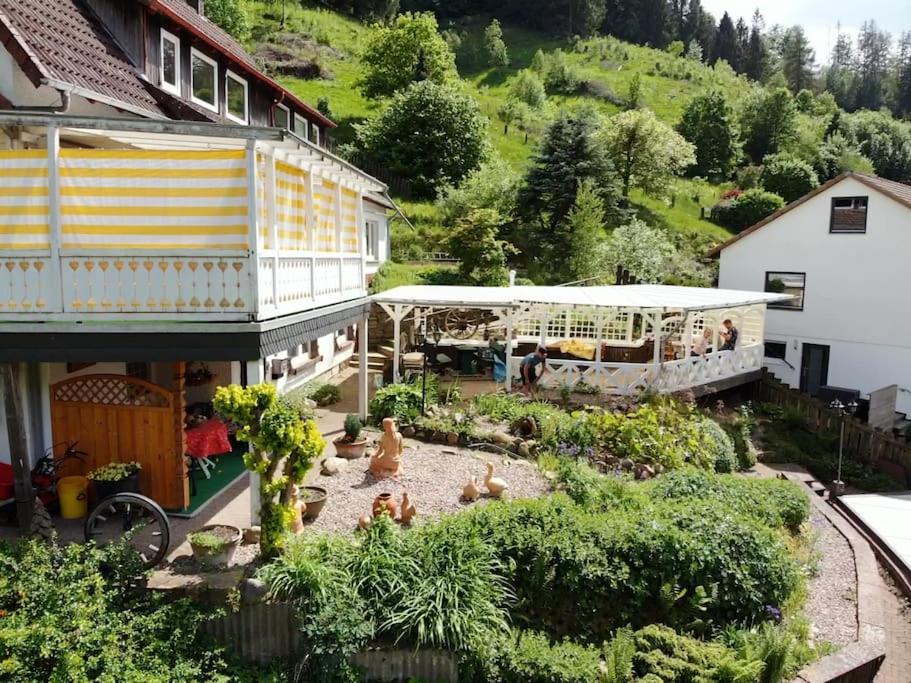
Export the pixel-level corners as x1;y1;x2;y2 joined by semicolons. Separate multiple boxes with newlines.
0;115;386;323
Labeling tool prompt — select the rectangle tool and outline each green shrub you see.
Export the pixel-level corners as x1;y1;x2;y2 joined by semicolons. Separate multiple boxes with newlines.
713;188;785;232
760;153;820;203
466;629;603;682
369;382;424;425
648;470;809;532
724;403;759;470
343;413;363;440
695;417;737;473
310;383;341;407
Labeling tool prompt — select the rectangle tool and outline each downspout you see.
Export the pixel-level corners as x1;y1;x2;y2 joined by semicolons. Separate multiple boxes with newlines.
10;87;71;114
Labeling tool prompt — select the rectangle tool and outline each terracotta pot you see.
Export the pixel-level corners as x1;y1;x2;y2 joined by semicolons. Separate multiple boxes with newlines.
301;486;328;520
334;437;368;460
372;492;398;518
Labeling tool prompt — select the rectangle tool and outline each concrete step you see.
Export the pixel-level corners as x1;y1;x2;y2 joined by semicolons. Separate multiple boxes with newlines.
376;345;395;359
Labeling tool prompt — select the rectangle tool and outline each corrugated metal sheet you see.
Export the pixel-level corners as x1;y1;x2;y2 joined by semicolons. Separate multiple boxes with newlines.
202;602;301;663
352;649;458;683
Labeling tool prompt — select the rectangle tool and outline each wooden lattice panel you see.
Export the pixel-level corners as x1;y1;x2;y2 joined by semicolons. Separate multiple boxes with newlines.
52;374;172;408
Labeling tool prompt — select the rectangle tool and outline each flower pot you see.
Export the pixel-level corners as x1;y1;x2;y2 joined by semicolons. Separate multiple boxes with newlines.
333;437;368;460
188;524;241;567
92;471;140;502
301;486;328;520
372;492;398;519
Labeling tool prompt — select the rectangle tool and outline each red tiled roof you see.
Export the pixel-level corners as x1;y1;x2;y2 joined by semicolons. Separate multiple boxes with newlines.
0;0;165;117
148;0;336;128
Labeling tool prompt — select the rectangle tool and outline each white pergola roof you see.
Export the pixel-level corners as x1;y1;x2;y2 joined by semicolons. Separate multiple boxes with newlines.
371;284;790;312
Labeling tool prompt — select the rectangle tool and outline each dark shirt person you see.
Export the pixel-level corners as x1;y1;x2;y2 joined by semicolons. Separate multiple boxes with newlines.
720;319;738;351
520;346;547;395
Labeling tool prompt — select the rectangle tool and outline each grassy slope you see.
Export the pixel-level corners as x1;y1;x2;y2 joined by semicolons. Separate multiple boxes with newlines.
248;3;737;248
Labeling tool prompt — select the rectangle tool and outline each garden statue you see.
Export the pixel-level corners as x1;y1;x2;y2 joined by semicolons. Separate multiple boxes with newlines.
289;488;305;535
462;476;480;502
484;462;508;498
399;491;416;525
369;417;404;479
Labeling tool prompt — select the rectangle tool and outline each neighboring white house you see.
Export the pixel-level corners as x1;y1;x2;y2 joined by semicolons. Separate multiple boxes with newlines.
710;172;911;418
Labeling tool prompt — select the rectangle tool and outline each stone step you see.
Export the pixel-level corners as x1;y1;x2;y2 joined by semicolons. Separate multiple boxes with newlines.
376;345;395;359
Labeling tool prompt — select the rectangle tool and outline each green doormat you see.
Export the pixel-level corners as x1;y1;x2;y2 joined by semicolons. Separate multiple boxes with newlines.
169;447;248;518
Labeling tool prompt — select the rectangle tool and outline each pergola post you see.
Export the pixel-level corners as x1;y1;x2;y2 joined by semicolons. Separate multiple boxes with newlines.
358;310;369;421
379;303;413;383
1;363;33;535
651;311;662;387
503;306;514;392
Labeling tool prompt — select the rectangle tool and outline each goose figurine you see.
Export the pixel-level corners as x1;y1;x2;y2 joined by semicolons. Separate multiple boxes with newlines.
399;491;417;525
462;476;480;502
484;462;509;498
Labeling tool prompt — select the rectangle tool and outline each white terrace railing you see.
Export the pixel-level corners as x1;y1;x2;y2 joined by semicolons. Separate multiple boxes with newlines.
0;146;367;322
534;344;764;395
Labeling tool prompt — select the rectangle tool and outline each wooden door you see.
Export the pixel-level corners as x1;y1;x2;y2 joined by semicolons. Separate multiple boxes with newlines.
799;344;830;397
50;374;188;509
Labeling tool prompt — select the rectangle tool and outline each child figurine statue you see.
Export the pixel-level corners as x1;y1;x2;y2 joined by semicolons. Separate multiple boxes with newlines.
369;417;404;479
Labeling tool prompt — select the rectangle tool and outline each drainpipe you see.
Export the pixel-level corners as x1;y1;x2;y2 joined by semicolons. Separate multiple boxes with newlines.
11;87;71;114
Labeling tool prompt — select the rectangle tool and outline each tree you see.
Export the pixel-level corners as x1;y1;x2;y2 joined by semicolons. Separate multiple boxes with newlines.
355;81;488;198
517;106;621;282
599;108;695;198
677;90;738;179
780;26;816;93
437;156;521;226
205;0;250;41
855;21;891;111
759;153;819;203
813;132;875;181
838;110;911;180
483;19;509;67
213;384;324;559
685;39;703;62
497;97;531;135
602;219;676;283
509;69;546;109
739;87;798;162
448;209;515;286
542;49;579;93
562;179;607;281
624;73;642;110
825;31;857;110
667;40;685;57
359;12;457;98
711;12;739;67
895;32;911;118
743;19;769;81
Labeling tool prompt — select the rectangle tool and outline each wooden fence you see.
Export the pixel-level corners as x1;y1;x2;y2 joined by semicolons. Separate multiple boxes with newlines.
757;373;911;486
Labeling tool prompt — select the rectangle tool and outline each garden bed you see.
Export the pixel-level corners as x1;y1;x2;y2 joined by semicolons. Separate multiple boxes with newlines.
309;440;551;533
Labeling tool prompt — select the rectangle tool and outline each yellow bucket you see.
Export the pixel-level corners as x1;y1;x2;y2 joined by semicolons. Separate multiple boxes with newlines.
57;475;88;519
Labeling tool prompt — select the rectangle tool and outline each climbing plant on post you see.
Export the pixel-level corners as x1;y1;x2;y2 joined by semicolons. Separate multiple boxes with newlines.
213;384;324;560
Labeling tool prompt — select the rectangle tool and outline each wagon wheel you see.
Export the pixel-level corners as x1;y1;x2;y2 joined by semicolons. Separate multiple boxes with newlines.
444;309;480;340
84;493;170;569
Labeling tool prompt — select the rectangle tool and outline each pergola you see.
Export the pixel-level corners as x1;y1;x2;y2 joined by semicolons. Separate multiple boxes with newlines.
372;284;790;396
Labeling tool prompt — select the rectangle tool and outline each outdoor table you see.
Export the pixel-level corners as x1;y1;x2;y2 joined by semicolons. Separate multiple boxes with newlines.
185;418;231;480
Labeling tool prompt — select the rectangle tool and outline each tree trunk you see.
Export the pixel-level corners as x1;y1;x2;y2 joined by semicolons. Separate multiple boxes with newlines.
1;363;33;535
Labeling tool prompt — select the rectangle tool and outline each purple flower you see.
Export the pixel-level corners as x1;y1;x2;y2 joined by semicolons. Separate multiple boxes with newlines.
764;605;782;623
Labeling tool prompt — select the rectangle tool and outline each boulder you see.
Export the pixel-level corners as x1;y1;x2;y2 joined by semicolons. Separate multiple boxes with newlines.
402;425;416;438
446;432;460;445
242;526;261;545
517;441;532;458
320;457;349;476
490;431;513;446
620;458;635;471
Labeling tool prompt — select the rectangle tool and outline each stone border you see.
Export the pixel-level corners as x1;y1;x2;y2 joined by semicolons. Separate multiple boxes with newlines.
774;469;886;682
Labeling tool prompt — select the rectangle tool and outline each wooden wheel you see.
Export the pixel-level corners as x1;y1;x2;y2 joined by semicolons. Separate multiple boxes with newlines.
444;309;480;340
84;493;170;569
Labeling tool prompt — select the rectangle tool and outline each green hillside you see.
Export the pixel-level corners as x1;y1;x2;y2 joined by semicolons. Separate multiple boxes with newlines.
248;3;735;247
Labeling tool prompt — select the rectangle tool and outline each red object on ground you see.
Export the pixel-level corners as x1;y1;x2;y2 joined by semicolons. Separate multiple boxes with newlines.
0;462;13;500
185;419;232;458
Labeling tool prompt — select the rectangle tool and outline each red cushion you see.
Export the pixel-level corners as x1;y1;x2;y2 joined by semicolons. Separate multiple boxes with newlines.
0;462;13;500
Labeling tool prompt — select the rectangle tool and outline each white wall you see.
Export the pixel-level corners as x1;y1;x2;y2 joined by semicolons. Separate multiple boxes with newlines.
718;176;911;414
364;205;390;277
269;328;356;395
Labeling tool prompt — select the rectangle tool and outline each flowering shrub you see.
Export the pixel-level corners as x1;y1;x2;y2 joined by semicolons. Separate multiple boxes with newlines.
86;461;140;482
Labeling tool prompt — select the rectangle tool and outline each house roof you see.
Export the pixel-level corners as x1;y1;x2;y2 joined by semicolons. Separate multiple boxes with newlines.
0;0;165;118
372;284;789;313
707;172;911;258
147;0;336;129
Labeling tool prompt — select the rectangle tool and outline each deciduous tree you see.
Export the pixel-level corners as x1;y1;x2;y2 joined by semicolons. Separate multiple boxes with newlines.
483;19;510;66
448;209;515;286
677;90;738;179
739;87;798;163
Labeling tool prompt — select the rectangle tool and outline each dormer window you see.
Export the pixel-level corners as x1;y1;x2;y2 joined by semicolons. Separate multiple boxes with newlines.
190;48;218;111
309;124;320;146
160;29;180;95
293;113;308;140
225;70;248;124
830;196;868;233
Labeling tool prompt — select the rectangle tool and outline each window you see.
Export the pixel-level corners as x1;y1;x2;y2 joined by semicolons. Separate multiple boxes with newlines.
764;341;788;360
160;29;180;95
273;103;290;129
365;219;379;260
190;48;218;111
293;113;308;139
308;339;320;359
309;124;321;146
830;196;868;233
764;271;806;310
225;70;248;123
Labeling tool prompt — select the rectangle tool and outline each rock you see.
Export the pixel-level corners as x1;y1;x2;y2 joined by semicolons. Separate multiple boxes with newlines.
402;425;416;438
242;526;261;545
320;457;349;476
517;441;532;458
491;431;513;446
641;464;656;478
240;578;269;605
604;454;620;466
446;431;460;445
620;458;635;471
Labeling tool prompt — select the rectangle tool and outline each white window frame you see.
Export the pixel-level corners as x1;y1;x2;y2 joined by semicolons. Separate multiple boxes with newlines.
365;218;379;261
293;113;308;140
273;102;290;129
309;124;320;146
225;69;249;124
159;29;181;96
190;47;218;112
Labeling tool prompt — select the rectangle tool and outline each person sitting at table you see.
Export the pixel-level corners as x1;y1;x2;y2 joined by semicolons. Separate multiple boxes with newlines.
720;319;738;351
691;327;712;358
520;345;547;396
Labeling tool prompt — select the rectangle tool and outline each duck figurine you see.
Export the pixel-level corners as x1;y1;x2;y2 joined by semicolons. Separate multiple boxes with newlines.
462;476;480;502
399;491;417;525
357;513;372;530
484;462;509;498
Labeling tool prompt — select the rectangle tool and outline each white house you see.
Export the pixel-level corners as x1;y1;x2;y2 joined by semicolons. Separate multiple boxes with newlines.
710;172;911;420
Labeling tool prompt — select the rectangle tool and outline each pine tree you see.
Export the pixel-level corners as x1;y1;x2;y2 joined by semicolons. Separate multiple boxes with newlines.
563;179;607;282
483;19;509;67
855;21;891;111
896;32;911;118
780;26;816;93
826;31;857;110
743;12;768;81
734;17;749;73
711;12;739;67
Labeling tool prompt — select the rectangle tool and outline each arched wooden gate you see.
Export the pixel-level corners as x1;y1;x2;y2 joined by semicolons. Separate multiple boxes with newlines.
50;374;188;510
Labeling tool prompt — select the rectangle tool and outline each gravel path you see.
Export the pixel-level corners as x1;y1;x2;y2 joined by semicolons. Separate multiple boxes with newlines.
305;439;551;533
804;506;858;647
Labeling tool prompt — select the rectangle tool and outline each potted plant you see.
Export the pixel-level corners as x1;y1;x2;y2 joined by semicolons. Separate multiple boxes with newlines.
188;524;242;567
300;486;328;520
87;461;141;500
333;413;368;459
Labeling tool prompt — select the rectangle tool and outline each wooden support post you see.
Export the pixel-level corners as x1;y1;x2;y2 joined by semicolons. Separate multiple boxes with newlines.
1;363;33;535
172;361;189;508
392;308;402;384
245;140;261;319
503;307;514;392
358;311;369;421
246;359;265;525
